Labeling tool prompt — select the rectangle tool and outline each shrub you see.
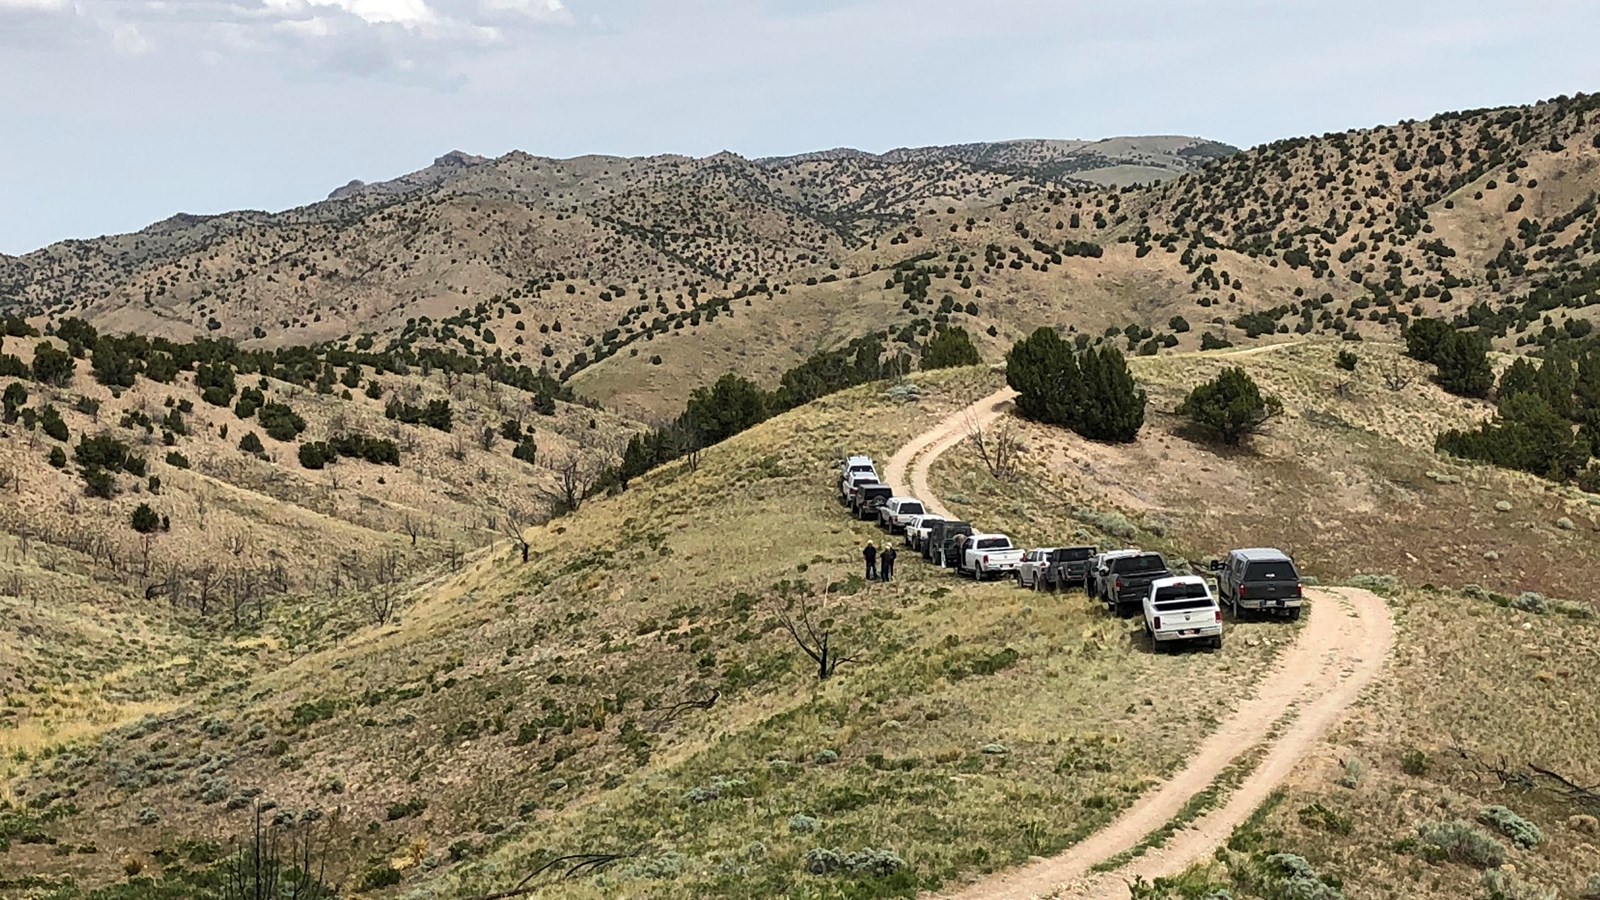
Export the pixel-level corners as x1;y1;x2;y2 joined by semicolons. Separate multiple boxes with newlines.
1481;869;1557;900
814;749;839;765
1;382;25;423
1479;805;1543;848
1298;802;1354;835
788;814;820;834
1251;853;1343;900
165;450;190;469
130;504;160;534
358;864;402;891
47;447;66;468
1582;875;1600;900
803;847;905;878
921;325;982;370
1401;748;1429;776
135;808;158;826
385;797;427;820
1417;820;1506;868
683;776;746;805
239;432;265;454
299;442;331;469
257;402;306;441
513;438;538;465
1168;315;1191;333
1433;330;1494;398
36;404;68;442
1336;350;1359;371
1178;367;1282;446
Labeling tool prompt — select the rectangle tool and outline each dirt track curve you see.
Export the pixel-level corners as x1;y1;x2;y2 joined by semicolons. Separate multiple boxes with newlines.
885;386;1395;900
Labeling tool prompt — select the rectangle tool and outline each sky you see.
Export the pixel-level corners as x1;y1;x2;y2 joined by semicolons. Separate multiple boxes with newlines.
1;0;1598;254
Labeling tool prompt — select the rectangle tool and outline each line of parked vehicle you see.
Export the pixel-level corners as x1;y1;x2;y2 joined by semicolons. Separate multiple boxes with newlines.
838;454;1306;651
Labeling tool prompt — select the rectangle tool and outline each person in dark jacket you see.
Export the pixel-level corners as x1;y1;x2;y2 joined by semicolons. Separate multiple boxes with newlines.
880;545;897;582
863;542;878;580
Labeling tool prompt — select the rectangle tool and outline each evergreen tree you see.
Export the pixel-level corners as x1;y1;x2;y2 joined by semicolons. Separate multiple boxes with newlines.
1;382;25;424
921;326;982;370
1076;346;1147;443
1438;393;1589;482
31;342;75;387
1178;367;1281;445
1497;358;1539;407
684;374;769;446
1404;317;1455;364
1433;330;1493;398
1006;327;1080;427
130;503;161;534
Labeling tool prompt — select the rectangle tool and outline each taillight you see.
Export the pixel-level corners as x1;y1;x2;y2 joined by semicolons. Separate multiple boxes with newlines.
1237;585;1247;598
1114;578;1123;591
1293;585;1303;597
983;554;990;564
1215;610;1223;623
1152;615;1161;630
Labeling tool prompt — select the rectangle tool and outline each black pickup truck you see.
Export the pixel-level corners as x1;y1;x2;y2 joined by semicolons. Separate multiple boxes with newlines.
852;483;894;521
1104;552;1174;618
1044;545;1098;591
925;520;973;568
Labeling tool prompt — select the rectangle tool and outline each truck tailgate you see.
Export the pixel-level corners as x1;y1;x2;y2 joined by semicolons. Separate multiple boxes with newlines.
1153;604;1219;636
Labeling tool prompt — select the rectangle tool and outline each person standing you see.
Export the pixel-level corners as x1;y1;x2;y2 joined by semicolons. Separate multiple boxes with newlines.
863;541;878;581
881;544;898;582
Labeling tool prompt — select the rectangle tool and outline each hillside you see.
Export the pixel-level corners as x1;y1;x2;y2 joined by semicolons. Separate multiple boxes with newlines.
3;344;1597;900
6;95;1600;421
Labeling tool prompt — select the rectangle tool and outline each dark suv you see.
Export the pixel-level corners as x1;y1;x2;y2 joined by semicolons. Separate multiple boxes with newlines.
924;520;973;568
1213;548;1304;619
1104;552;1174;618
1044;546;1098;591
852;483;894;521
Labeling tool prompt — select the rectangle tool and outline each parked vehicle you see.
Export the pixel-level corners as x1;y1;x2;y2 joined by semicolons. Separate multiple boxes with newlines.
926;520;973;567
905;514;944;550
1088;548;1144;600
841;455;876;479
960;534;1023;580
1016;548;1058;589
1212;548;1304;620
1143;576;1223;650
852;483;894;520
840;470;878;506
878;497;926;533
1103;552;1174;618
1042;545;1098;591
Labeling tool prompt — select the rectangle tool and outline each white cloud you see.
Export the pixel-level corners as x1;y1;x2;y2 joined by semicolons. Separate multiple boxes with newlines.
111;22;149;54
0;0;71;9
478;0;570;22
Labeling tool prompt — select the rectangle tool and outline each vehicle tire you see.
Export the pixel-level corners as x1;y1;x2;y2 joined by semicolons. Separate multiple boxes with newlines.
1287;607;1302;622
1015;571;1024;588
1211;635;1224;650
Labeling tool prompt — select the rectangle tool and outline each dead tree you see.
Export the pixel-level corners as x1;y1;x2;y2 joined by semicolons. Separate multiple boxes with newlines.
652;689;720;731
1382;359;1414;392
774;595;854;680
402;517;421;547
545;456;592;516
223;805;332;900
966;414;1020;480
501;505;535;563
468;852;634;900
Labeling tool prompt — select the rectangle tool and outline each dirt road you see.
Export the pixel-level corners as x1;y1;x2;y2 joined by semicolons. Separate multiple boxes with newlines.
887;386;1395;900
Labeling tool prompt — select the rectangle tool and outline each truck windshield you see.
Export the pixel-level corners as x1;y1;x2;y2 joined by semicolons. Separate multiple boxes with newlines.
1117;555;1168;574
1154;583;1212;603
975;538;1010;550
1246;561;1298;580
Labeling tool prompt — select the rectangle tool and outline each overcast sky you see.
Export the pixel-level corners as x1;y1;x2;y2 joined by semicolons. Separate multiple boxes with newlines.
2;0;1597;254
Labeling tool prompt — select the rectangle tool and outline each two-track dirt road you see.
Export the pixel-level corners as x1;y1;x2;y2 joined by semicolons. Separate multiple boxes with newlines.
885;384;1394;899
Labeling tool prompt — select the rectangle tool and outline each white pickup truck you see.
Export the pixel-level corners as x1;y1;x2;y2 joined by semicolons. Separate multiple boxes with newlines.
904;514;944;550
959;533;1025;580
1143;576;1224;651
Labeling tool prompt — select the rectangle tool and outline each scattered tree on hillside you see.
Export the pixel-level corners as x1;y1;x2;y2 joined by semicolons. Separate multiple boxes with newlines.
1;382;25;423
1178;367;1282;446
921;326;982;370
501;504;535;564
1437;392;1590;482
31;343;74;387
130;503;161;534
1433;331;1494;398
1006;328;1145;442
774;590;853;681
